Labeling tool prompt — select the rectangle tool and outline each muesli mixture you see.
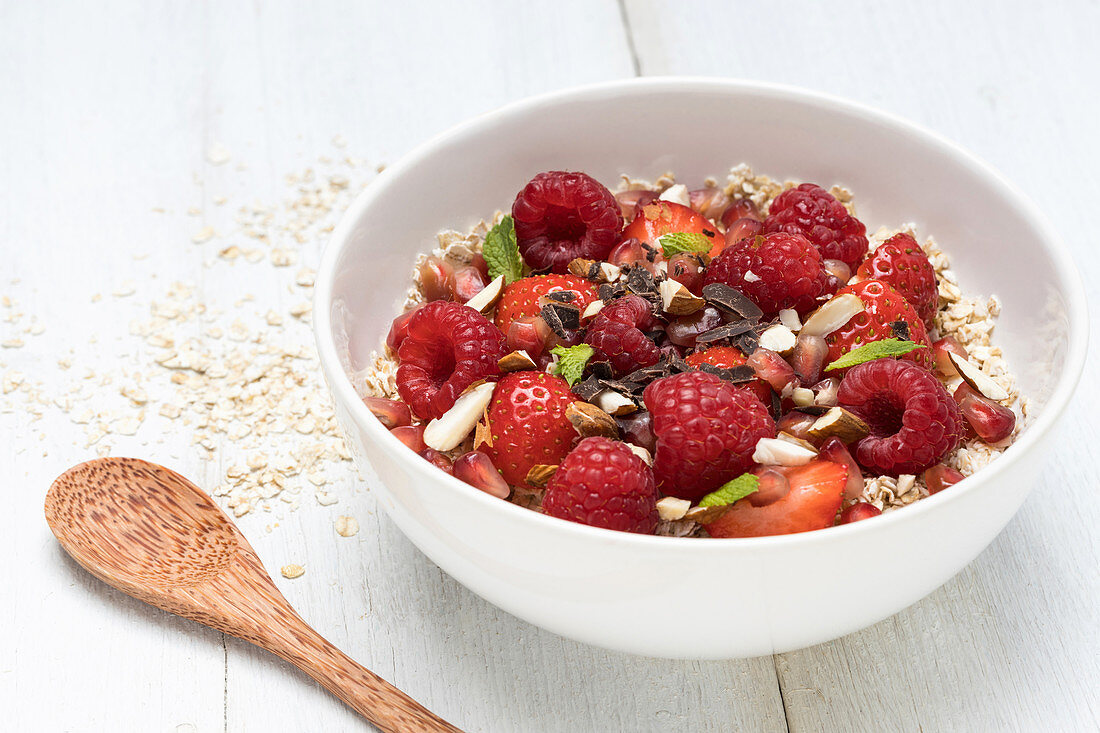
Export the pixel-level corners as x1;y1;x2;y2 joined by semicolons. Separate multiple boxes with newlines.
355;165;1026;537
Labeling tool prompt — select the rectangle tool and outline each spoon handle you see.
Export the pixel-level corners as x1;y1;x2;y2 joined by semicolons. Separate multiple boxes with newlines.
258;616;462;732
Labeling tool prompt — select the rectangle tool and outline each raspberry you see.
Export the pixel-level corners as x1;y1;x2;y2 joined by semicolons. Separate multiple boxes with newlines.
512;171;623;273
483;371;577;487
396;301;506;419
542;436;658;534
584;294;661;374
494;273;599;336
643;371;775;500
855;233;938;327
703;232;838;317
764;183;868;270
825;279;933;372
838;358;965;475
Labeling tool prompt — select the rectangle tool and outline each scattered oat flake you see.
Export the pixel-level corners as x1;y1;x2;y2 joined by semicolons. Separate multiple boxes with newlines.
334;515;359;537
206;143;232;165
112;281;137;297
280;563;305;579
2;338;24;349
192;226;215;244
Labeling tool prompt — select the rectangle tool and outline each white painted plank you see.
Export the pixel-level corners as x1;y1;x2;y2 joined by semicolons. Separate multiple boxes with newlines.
625;0;1100;730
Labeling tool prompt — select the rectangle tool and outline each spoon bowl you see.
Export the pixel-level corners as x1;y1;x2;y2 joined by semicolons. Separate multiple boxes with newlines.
46;457;459;733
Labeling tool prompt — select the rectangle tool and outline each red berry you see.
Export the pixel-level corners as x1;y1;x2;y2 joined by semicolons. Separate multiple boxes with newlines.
542;436;659;534
362;396;412;430
686;345;772;404
482;371;577;488
704;460;848;538
839;502;882;524
622;200;719;249
704;232;839;317
825;279;934;372
494;274;599;336
953;382;1016;443
924;463;965;494
763;183;869;270
512;171;623;273
396;301;506;419
856;233;938;327
453;451;510;499
838;358;965;475
643;371;775;500
584;294;661;375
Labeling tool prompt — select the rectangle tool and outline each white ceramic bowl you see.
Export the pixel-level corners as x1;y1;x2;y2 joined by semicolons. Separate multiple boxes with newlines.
314;78;1087;659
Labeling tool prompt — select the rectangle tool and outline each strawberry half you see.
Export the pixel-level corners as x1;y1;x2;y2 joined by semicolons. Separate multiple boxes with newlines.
482;371;577;488
855;233;938;328
824;279;933;372
622;200;720;251
494;274;599;336
704;460;847;538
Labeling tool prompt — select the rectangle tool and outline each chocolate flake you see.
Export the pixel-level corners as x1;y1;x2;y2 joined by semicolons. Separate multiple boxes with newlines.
572;376;603;401
544;302;580;331
770;390;783;421
793;405;831;417
589;361;614;380
734;330;761;356
695;320;755;345
889;320;911;340
625;266;659;297
599;283;625;303
545;291;576;303
701;283;764;322
696;363;756;383
599;378;644;396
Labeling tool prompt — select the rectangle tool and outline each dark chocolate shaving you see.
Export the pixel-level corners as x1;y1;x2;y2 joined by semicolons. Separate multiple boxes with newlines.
587;261;601;280
544;291;576;303
643;329;665;343
701;283;764;322
696;364;756;383
889;320;911;340
589;361;614;380
734;330;761;356
543;302;580;332
598;282;625;303
669;357;692;374
572;376;603;401
599;378;643;396
695;320;755;345
769;390;783;421
793;405;831;417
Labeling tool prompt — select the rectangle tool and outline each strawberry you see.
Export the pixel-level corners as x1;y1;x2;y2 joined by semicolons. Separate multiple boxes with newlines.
622;200;720;251
494;274;598;336
685;346;772;404
855;233;938;327
482;371;577;487
704;460;848;538
824;279;933;372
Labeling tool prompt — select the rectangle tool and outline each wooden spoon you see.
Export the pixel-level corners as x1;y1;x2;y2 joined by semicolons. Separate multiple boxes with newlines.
44;457;461;732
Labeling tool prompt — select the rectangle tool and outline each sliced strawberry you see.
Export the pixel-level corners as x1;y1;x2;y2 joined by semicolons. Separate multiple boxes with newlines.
483;371;577;488
704;460;847;538
622;200;720;251
494;274;599;336
824;279;933;372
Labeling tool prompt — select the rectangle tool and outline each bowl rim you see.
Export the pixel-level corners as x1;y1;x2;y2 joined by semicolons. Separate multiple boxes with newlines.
314;76;1089;551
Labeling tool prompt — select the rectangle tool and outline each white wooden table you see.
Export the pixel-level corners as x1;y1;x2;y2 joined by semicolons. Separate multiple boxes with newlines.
3;2;1098;730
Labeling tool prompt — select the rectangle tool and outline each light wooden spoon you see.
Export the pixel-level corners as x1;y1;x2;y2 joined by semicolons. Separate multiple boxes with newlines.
44;457;461;732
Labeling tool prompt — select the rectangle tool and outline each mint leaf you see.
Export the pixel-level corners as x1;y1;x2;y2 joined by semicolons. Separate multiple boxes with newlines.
550;344;595;386
482;216;523;283
658;231;712;257
699;473;759;507
824;338;928;372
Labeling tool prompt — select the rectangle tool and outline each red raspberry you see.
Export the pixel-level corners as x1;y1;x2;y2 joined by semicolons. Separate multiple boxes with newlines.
826;279;933;372
542;436;658;534
703;232;838;317
838;358;965;475
584;294;661;374
684;346;772;404
396;301;506;419
483;371;577;487
856;233;938;327
494;273;599;335
764;183;868;270
643;371;775;500
512;171;624;273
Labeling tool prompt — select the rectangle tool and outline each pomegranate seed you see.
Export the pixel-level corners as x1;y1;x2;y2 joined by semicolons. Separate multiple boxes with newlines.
839;502;881;524
789;333;828;385
818;437;864;500
688;187;730;220
448;265;487;303
723;217;763;251
469;252;489;280
665;306;722;348
417;255;454;302
506;316;552;357
924;463;965;494
667;252;706;294
953;382;1016;443
822;258;851;283
777;411;819;444
812;377;840;407
748;347;798;393
420;448;453;473
391;423;425;453
453;451;510;499
385;305;423;351
617;410;656;453
932;336;969;378
609;237;661;274
614;189;659;221
747;467;791;507
362;396;412;429
719;198;762;228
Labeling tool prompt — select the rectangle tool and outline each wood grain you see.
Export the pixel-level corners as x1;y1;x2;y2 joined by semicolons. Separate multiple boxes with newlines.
46;458;460;732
